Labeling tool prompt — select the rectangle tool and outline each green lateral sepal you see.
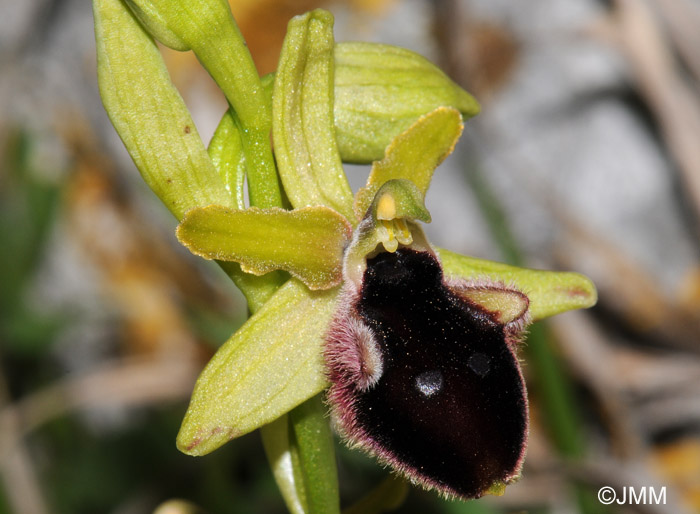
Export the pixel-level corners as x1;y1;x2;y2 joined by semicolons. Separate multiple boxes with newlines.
436;247;598;321
177;279;337;456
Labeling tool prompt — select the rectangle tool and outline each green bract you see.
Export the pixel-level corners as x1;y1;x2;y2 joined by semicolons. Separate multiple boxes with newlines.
94;0;234;220
93;2;597;511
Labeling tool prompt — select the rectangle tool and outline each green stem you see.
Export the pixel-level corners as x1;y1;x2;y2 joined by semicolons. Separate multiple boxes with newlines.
289;395;340;514
180;1;281;208
261;395;341;514
123;0;282;208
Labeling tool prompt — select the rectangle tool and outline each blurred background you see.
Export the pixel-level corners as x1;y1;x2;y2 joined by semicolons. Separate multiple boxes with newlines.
1;0;700;513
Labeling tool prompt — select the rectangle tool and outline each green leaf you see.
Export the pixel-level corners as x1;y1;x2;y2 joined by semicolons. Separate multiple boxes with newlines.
177;279;337;456
177;205;352;290
436;247;598;321
354;107;463;218
273;9;355;221
334;42;479;163
123;0;281;208
94;0;233;220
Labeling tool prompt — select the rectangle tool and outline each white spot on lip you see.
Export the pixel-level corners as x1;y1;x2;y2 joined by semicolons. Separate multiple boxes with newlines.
415;370;443;397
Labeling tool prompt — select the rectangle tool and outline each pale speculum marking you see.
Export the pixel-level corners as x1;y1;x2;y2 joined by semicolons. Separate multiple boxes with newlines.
415;369;443;397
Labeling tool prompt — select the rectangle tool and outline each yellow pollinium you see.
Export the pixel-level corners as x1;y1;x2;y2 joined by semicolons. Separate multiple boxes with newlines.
377;218;412;252
376;193;396;220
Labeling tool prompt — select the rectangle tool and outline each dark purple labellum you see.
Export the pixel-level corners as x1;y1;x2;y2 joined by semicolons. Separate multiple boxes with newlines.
325;248;528;499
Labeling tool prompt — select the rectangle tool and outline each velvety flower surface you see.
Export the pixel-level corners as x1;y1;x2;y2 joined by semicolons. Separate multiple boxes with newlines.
326;247;530;498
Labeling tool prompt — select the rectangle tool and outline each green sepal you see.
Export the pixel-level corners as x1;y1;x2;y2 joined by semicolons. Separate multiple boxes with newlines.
177;279;337;456
177;205;352;290
354;106;463;219
94;0;233;220
436;247;598;321
334;42;479;163
273;9;355;221
121;0;189;50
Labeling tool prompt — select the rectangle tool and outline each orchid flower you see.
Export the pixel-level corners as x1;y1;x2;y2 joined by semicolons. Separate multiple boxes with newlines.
94;1;596;510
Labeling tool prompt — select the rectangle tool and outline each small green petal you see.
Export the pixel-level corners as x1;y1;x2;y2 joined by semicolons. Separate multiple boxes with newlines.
94;0;233;220
177;279;337;456
436;248;598;321
206;119;288;312
334;42;479;163
177;205;352;290
354;106;463;219
273;9;355;221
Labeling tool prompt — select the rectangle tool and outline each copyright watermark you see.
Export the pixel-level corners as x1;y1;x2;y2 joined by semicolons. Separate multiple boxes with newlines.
598;486;666;505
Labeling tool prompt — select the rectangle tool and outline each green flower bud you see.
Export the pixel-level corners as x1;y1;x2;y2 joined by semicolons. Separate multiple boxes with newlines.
333;42;480;163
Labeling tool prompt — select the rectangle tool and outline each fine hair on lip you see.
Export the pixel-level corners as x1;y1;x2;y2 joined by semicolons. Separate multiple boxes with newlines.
324;248;529;499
